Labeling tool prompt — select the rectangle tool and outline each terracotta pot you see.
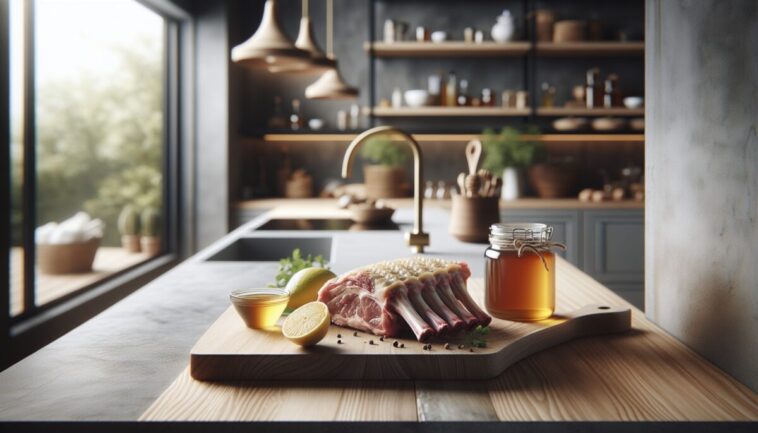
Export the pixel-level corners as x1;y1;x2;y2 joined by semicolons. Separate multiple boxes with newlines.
37;238;100;275
528;164;580;198
141;236;161;257
449;195;500;243
121;234;141;253
363;165;405;199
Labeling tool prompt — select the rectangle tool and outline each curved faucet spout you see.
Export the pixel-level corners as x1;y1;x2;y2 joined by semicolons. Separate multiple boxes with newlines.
342;126;430;253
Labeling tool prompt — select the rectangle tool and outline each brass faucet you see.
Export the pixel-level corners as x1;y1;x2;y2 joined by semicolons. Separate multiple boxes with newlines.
341;126;430;253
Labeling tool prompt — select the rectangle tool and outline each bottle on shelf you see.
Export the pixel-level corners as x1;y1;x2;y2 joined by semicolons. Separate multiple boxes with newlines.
268;96;287;129
481;88;494;107
445;71;458;107
585;68;602;108
457;79;470;107
428;74;442;106
289;99;304;130
540;82;556;107
604;73;622;108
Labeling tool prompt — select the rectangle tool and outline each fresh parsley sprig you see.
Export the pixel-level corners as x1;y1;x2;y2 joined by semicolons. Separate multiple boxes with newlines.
270;248;329;288
465;325;490;348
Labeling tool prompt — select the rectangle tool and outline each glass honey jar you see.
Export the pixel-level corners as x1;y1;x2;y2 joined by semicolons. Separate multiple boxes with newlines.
485;223;565;321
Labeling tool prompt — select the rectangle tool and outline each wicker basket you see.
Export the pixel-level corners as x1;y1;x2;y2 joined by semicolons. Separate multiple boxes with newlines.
37;238;100;275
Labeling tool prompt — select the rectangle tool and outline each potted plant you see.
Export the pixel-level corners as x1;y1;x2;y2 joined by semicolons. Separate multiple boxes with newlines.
359;134;409;198
481;126;544;200
118;206;141;253
140;207;161;256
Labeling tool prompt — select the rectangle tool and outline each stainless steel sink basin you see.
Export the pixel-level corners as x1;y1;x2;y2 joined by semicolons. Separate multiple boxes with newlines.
205;237;332;262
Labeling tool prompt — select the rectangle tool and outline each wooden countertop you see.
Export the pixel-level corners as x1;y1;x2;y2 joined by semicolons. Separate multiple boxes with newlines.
236;198;645;213
141;258;757;422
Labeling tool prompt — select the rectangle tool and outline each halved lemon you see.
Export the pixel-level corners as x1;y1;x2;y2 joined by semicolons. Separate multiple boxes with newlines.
282;301;331;346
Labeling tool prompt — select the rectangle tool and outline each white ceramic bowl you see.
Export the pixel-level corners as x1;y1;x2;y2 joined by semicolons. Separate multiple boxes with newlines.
404;89;430;108
623;96;644;109
308;118;324;130
431;31;447;43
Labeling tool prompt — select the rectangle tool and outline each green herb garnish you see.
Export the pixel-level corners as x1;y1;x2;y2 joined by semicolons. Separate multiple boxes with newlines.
270;248;329;288
465;325;490;348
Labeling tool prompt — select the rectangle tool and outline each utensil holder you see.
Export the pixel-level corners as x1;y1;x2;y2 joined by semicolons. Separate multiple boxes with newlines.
449;195;500;243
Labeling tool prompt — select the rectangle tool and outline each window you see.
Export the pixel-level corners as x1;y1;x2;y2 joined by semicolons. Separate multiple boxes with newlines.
4;0;181;329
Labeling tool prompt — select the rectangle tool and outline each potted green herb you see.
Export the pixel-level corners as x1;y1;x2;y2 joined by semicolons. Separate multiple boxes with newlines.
140;207;161;256
359;134;409;198
117;205;141;253
481;126;544;200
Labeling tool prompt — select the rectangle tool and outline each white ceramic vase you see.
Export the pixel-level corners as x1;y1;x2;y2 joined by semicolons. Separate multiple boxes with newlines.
501;167;522;201
491;10;515;43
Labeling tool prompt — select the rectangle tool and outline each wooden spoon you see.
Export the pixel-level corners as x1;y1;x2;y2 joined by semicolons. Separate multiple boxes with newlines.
457;172;466;196
465;140;482;175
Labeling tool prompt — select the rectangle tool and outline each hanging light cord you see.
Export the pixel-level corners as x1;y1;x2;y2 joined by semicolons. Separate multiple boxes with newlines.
327;0;333;57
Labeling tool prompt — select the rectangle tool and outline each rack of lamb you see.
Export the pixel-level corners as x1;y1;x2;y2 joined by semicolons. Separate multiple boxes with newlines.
317;257;491;341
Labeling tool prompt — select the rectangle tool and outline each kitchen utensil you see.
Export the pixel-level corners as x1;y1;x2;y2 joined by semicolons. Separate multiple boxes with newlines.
189;285;631;380
404;89;430;108
623;96;644;109
553;20;586;42
457;172;466;195
450;195;499;242
465;174;481;198
465;139;482;175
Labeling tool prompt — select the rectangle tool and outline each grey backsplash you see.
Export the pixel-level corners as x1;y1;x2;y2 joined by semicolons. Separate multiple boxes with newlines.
234;0;644;198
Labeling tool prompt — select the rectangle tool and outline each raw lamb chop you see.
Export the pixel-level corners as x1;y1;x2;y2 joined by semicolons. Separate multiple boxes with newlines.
317;257;491;341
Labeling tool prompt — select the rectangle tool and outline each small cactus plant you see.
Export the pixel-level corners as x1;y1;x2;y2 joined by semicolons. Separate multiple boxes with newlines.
140;208;161;238
118;206;140;236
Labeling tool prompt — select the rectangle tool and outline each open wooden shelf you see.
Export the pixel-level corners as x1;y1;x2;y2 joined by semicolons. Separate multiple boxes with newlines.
364;41;643;57
537;107;644;116
371;106;531;117
257;133;644;143
536;41;644;56
365;41;531;57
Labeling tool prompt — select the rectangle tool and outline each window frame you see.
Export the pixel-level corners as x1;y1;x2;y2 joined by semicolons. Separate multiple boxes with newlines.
0;0;194;367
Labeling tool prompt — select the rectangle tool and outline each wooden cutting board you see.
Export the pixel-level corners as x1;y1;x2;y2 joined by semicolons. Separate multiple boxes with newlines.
190;279;631;381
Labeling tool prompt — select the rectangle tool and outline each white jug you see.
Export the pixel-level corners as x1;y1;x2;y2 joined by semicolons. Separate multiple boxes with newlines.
491;10;515;43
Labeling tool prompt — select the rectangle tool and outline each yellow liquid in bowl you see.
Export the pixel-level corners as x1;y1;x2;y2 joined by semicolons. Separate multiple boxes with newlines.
230;288;290;329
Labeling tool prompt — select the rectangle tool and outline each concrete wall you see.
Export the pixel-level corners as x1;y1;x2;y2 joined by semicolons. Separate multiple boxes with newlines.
645;0;758;391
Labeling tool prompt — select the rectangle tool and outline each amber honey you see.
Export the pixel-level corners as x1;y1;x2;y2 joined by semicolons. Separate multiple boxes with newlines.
230;288;290;329
485;249;555;321
484;223;562;321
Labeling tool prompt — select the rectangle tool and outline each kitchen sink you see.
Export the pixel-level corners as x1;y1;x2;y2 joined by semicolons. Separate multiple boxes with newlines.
205;237;332;262
254;218;400;231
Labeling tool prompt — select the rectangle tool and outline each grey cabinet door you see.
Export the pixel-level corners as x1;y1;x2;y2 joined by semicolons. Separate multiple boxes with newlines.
583;210;644;283
500;209;582;266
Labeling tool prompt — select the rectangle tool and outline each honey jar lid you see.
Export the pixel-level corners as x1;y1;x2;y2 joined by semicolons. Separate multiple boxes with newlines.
489;223;554;250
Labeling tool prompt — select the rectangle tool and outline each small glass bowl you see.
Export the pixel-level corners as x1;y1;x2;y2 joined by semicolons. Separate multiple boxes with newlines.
230;288;290;329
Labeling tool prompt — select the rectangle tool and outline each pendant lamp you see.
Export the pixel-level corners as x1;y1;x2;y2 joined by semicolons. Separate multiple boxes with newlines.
305;0;358;99
269;0;336;74
231;0;309;69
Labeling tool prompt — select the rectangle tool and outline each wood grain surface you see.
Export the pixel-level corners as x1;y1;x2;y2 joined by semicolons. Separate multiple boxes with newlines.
189;280;630;381
141;258;758;422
